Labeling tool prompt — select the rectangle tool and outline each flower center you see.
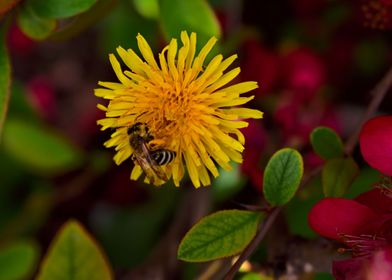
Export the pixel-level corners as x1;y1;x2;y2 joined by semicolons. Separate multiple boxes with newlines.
144;84;196;149
339;234;389;258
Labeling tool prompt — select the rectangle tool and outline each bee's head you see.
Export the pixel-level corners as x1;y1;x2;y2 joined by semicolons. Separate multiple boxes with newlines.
128;122;154;141
127;122;143;135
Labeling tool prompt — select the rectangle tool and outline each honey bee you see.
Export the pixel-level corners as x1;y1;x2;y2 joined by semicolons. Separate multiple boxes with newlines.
128;122;176;184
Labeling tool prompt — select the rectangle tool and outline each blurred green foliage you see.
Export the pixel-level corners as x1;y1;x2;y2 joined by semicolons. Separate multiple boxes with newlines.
3;118;83;175
310;127;344;160
0;21;10;138
36;220;113;280
90;187;179;267
0;240;39;280
321;157;359;197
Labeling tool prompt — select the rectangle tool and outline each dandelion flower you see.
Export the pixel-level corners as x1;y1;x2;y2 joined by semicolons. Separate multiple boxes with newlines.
96;31;263;188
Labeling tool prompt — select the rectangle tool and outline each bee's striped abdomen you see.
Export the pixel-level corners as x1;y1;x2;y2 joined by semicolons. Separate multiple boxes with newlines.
152;149;176;165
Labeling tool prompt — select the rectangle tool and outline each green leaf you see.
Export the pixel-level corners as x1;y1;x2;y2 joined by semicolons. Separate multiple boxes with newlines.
49;0;116;41
98;0;158;56
178;210;263;262
36;220;113;280
310;126;344;160
284;176;323;238
2;118;82;175
314;272;335;280
8;80;39;120
91;187;178;267
133;0;158;19
0;22;11;140
17;3;56;40
345;167;380;199
239;272;270;280
322;157;359;197
25;0;97;19
0;240;39;280
263;148;304;206
159;0;221;44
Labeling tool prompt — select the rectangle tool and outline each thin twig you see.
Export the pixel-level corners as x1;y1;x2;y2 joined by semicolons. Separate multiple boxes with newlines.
223;166;321;280
345;66;392;155
223;207;281;280
222;65;392;279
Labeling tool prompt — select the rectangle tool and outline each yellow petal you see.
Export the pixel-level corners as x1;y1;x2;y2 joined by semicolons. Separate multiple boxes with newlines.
177;32;190;77
192;36;217;74
130;165;143;180
220;145;243;163
210;126;244;152
217;96;255;107
97;118;118;130
167;39;178;81
97;104;107;111
214;81;258;97
137;33;159;70
205;67;241;93
159;46;170;78
116;46;145;75
226;108;264;119
95;88;116;99
98;81;126;89
184;152;200;188
185;32;197;70
192;136;219;177
198;164;211;186
113;147;132;165
109;54;134;87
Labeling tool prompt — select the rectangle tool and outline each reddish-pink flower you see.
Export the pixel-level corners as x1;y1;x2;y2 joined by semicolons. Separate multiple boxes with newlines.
26;76;56;120
366;246;392;279
281;48;326;102
309;187;392;279
360;116;392;176
362;0;392;29
308;197;379;240
7;24;35;55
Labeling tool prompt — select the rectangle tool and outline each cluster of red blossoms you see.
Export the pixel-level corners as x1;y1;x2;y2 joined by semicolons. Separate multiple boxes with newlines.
240;41;339;191
309;116;392;279
362;0;392;29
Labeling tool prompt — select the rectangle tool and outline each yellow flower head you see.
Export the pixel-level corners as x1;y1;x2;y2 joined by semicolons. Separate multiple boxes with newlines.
96;31;263;188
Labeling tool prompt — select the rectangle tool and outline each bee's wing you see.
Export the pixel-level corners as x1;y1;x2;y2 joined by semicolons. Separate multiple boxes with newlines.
133;152;159;184
141;143;168;182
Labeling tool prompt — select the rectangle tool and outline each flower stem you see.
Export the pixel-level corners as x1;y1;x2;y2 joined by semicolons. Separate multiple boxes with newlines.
223;206;281;280
345;66;392;156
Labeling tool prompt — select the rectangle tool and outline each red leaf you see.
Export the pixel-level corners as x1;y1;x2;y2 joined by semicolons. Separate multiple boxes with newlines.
308;198;378;239
360;116;392;176
355;188;392;214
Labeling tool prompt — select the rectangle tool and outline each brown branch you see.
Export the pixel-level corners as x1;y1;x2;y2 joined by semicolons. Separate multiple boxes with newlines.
345;65;392;155
222;65;392;279
223;166;321;280
223;206;281;280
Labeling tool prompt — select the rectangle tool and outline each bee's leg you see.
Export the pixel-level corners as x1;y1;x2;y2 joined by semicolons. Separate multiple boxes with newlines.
148;139;165;149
